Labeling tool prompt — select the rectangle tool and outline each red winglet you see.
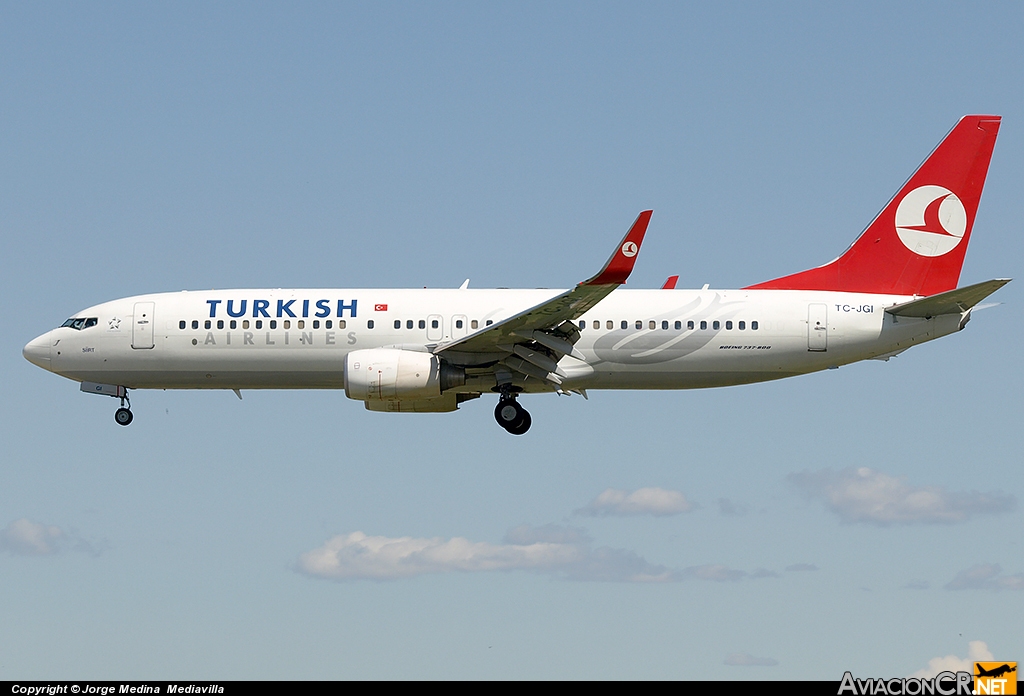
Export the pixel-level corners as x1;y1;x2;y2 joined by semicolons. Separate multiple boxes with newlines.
661;275;679;289
583;210;653;286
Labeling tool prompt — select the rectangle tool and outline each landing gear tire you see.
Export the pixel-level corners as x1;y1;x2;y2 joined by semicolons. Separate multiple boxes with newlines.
494;397;531;435
506;410;531;435
115;408;133;426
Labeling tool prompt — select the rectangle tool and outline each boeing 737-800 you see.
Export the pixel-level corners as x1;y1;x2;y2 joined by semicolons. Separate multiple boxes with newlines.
23;115;1009;434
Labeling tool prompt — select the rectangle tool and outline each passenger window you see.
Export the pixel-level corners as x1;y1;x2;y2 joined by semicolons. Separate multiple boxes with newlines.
326;320;333;329
687;320;694;330
471;320;479;329
579;320;586;330
607;320;613;330
594;320;600;330
700;321;707;330
713;321;720;330
270;320;277;329
635;320;642;329
394;320;401;329
283;320;290;329
179;320;186;330
486;320;493;326
230;320;237;329
338;320;346;329
752;321;759;330
662;321;669;330
739;321;745;330
217;320;224;329
407;320;414;329
456;319;463;329
431;319;439;329
313;320;320;329
650;321;656;330
674;320;682;330
367;320;375;329
297;320;304;329
622;321;628;330
205;320;212;329
243;320;250;329
256;320;263;329
419;319;426;329
725;321;732;330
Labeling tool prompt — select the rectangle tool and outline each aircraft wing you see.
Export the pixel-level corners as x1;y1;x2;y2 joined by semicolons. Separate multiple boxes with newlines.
886;278;1011;318
434;210;652;385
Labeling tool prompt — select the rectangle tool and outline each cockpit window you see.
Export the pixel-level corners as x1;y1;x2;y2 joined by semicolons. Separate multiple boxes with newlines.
60;317;98;330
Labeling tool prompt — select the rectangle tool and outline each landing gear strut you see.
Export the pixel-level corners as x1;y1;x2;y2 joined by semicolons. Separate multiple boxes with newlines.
114;390;133;426
494;390;531;435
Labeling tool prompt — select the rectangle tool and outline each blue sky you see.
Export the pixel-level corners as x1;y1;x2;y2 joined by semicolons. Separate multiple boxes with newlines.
2;1;1022;679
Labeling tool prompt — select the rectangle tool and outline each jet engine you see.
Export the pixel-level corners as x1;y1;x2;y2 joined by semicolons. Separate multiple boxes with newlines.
343;348;465;402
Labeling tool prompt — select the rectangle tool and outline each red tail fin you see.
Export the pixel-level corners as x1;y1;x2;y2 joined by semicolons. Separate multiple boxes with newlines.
747;115;1001;296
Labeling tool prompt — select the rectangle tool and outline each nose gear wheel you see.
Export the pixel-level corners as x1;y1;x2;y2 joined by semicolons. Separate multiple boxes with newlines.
114;389;133;426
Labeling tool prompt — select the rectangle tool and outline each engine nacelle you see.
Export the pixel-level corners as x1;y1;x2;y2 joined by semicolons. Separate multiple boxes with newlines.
343;348;464;402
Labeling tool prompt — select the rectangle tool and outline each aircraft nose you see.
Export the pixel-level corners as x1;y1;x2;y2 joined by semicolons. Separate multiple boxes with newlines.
23;333;52;370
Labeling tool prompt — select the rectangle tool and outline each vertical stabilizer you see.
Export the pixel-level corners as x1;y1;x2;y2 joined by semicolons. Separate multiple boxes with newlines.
747;115;1000;296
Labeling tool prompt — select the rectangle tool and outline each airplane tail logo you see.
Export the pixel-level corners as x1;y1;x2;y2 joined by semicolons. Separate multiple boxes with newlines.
748;115;1001;297
895;185;967;257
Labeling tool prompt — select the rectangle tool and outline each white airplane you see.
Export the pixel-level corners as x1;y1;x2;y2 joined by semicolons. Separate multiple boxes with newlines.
24;115;1008;435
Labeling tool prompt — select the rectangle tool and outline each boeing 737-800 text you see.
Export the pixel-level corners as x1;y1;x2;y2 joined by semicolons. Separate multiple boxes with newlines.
24;115;1008;434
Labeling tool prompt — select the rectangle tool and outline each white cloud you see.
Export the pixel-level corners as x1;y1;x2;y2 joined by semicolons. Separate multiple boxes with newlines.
945;564;1024;591
0;518;65;556
297;524;777;584
910;641;992;678
297;525;674;582
724;653;778;666
575;487;693;517
787;467;1015;525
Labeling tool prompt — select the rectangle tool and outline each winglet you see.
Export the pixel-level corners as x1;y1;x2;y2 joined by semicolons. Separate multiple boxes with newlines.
661;275;679;289
582;210;653;286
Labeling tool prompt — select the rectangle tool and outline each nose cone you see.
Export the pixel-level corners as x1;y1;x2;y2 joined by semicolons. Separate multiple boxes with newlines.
23;333;52;370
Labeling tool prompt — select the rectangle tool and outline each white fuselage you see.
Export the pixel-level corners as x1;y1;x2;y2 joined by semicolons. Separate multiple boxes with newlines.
24;287;963;395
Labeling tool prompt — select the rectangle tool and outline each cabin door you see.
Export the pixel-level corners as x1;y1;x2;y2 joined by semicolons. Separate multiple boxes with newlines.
807;304;827;352
132;302;155;349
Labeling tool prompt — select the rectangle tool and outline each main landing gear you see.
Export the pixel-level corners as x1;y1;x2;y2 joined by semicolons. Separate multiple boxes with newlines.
494;390;531;435
114;390;133;426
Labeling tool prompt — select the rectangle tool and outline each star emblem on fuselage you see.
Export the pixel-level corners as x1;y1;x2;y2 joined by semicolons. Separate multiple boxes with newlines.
108;317;121;330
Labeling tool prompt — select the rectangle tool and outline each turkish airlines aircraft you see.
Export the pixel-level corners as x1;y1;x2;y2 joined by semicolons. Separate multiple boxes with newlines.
24;115;1008;434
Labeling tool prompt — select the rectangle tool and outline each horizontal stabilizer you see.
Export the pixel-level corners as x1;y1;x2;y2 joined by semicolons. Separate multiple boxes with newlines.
886;278;1011;318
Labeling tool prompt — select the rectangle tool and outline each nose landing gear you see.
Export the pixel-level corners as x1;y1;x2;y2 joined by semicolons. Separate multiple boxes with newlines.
114;390;133;426
494;392;531;435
